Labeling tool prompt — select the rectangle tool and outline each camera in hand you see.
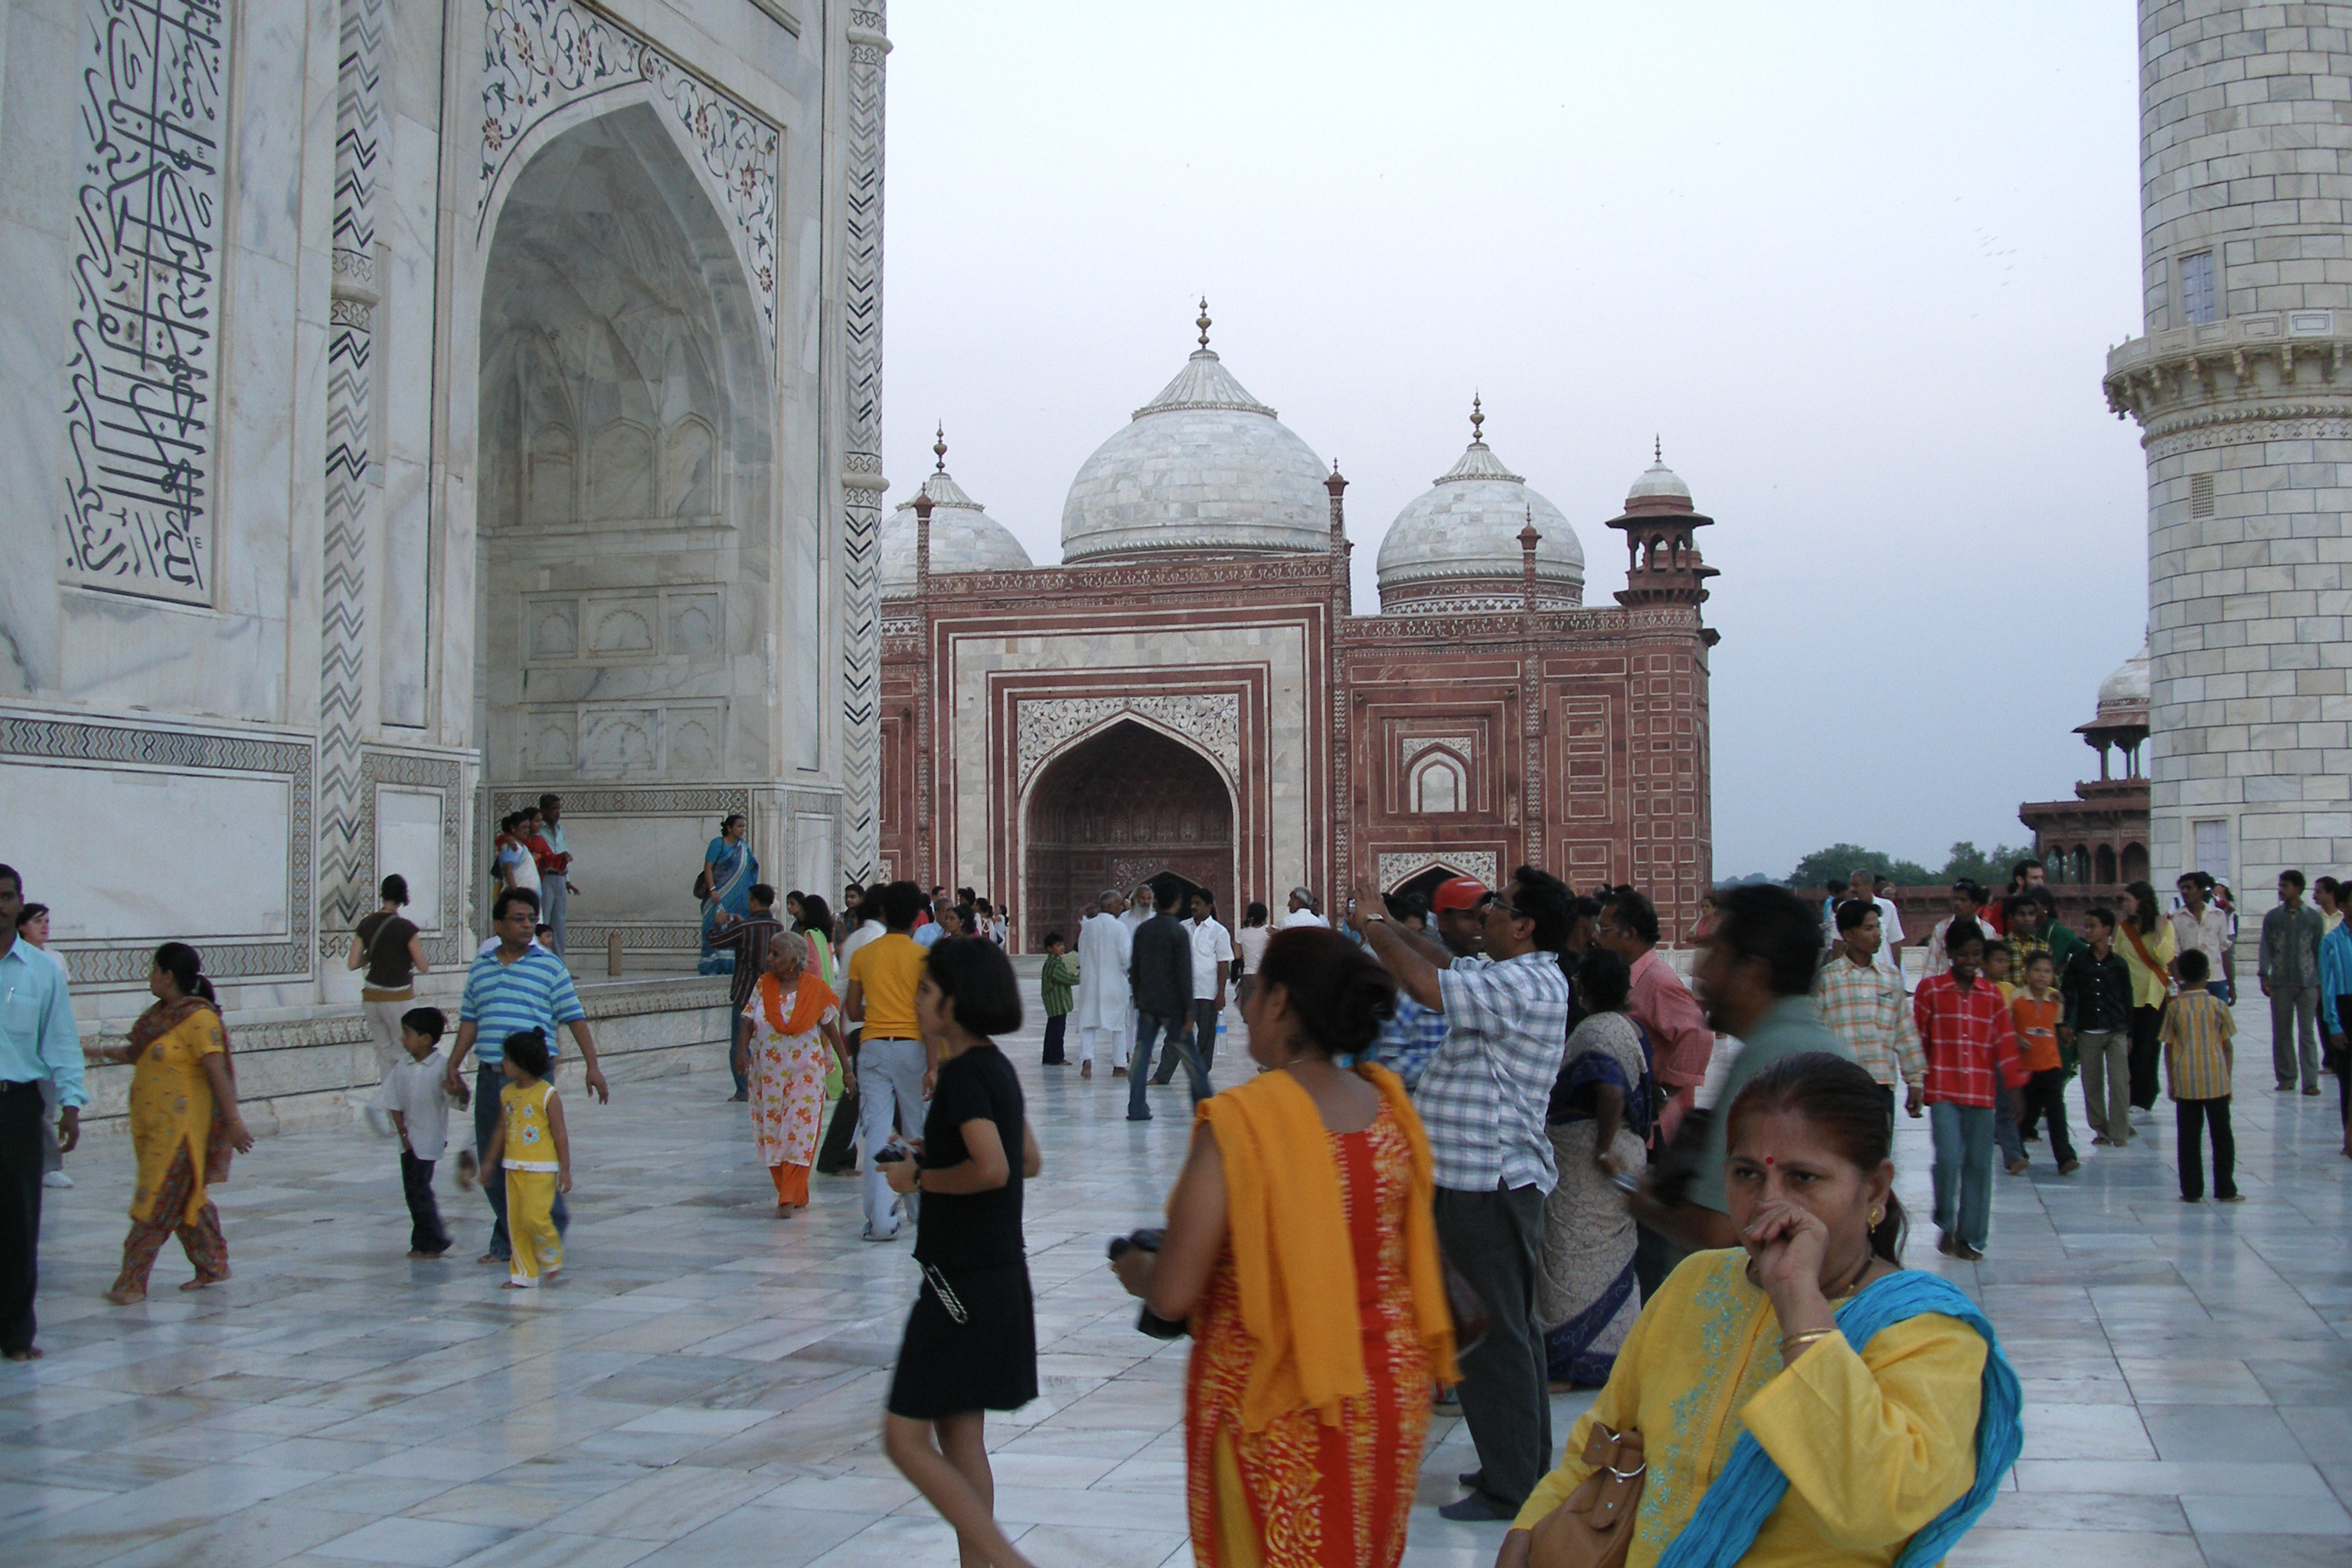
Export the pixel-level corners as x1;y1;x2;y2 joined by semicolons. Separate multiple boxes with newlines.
1107;1228;1187;1340
874;1145;910;1165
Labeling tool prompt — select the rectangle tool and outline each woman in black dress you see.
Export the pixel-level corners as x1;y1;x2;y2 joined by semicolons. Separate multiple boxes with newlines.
880;936;1043;1568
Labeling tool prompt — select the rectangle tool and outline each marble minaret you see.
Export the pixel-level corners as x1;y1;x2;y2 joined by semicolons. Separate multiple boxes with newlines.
2104;3;2352;923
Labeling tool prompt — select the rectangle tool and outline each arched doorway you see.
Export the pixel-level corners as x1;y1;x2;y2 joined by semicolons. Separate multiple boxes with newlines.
1388;863;1481;906
1024;721;1235;944
475;104;773;949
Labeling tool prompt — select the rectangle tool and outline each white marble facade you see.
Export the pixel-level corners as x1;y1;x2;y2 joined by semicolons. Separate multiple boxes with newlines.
2106;4;2352;925
0;0;888;1018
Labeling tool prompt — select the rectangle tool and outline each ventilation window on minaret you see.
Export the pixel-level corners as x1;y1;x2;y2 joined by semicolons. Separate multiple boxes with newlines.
2190;473;2215;519
2180;251;2217;325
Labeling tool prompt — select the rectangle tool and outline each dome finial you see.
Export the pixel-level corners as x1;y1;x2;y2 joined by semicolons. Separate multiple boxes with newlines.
1654;433;1662;463
934;422;948;472
1197;297;1212;351
1470;393;1485;446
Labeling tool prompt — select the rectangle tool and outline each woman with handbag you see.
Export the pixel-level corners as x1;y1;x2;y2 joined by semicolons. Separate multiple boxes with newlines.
1500;1051;2020;1568
2118;881;2177;1113
1110;926;1458;1568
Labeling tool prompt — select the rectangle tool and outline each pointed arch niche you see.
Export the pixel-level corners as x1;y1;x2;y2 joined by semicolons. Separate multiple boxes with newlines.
1021;720;1236;942
475;102;773;791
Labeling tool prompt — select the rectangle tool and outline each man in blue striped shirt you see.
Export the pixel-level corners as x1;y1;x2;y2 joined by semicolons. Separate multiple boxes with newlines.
445;888;608;1263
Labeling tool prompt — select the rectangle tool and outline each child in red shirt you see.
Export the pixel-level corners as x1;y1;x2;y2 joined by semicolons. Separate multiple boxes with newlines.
2009;953;2077;1175
1912;924;2029;1259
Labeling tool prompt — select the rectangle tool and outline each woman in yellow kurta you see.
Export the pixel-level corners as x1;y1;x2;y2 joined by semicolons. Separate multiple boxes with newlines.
2118;880;2178;1112
1498;1051;2020;1568
1113;926;1458;1568
90;945;256;1305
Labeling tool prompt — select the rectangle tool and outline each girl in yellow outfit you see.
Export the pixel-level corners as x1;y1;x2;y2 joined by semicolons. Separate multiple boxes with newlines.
1499;1052;2020;1568
480;1031;568;1289
90;945;256;1305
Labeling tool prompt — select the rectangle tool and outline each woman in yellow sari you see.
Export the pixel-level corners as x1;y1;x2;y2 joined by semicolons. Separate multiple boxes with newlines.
88;944;255;1305
1498;1051;2020;1568
743;933;846;1212
1113;926;1457;1568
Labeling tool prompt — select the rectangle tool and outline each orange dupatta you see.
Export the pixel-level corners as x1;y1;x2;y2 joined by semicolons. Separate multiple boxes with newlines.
1194;1061;1458;1432
757;970;836;1037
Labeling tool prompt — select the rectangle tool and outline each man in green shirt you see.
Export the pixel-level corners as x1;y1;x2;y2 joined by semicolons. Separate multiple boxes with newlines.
1632;884;1854;1263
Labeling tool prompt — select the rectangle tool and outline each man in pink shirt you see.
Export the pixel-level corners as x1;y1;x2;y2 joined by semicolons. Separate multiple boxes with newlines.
1596;888;1713;1105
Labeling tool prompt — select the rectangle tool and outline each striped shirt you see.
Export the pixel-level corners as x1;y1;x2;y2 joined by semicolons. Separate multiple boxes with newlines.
459;946;584;1063
2161;990;2236;1101
1814;952;1926;1089
1911;972;2023;1109
1374;995;1450;1091
1418;952;1573;1193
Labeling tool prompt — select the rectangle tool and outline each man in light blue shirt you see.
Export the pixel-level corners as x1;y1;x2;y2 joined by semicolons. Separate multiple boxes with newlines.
0;864;83;1360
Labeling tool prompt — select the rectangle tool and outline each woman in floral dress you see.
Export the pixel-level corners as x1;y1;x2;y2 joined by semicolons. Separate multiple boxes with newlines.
743;933;847;1213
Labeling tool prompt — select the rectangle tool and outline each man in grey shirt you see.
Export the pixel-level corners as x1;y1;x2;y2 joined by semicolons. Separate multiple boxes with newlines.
1631;884;1853;1260
2261;869;2327;1094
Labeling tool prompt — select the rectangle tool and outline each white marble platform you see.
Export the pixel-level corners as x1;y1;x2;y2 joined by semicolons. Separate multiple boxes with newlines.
3;991;2347;1568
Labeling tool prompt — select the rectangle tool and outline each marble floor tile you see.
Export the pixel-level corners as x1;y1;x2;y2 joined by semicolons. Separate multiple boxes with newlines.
5;990;2345;1566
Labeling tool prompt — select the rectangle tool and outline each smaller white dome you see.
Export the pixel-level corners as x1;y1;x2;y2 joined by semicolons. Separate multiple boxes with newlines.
2096;641;2151;715
1376;403;1583;613
880;443;1034;599
1626;459;1692;504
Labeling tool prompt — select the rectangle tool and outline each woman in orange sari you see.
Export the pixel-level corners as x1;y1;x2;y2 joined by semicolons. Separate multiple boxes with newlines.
743;933;847;1213
1113;926;1458;1568
87;943;256;1304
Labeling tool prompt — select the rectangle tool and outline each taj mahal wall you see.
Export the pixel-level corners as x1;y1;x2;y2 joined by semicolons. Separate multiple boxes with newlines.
0;0;881;1126
2112;2;2352;927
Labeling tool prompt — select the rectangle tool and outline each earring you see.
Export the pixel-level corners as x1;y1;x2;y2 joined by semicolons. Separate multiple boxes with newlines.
1868;1207;1883;1227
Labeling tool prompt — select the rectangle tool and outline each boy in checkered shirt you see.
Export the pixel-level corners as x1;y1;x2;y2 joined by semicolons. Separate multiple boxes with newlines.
2163;949;2240;1203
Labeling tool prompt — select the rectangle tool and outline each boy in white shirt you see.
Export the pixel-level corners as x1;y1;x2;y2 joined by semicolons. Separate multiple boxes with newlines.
387;1007;462;1257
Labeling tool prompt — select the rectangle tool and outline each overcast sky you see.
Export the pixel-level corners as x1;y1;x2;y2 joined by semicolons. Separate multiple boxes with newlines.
879;2;2150;881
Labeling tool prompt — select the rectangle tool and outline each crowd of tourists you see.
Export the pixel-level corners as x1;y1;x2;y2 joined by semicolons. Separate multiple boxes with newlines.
11;835;2335;1568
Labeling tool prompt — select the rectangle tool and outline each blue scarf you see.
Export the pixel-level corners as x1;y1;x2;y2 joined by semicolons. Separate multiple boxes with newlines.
1655;1269;2022;1568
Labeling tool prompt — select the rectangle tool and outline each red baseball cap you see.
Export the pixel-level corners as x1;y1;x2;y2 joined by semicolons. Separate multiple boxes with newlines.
1429;877;1488;913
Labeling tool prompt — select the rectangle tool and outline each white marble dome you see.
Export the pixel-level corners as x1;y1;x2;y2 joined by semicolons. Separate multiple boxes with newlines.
880;452;1034;599
1625;458;1693;505
1376;407;1585;613
1059;315;1331;563
2096;641;2151;716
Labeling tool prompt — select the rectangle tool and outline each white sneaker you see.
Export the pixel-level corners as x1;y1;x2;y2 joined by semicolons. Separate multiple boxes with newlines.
41;1171;72;1190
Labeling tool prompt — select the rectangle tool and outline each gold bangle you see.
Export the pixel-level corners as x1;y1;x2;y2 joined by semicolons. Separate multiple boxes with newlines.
1781;1328;1834;1357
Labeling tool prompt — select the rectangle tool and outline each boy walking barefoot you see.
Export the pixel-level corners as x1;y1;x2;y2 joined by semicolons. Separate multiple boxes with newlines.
2011;955;2079;1174
479;1031;570;1288
386;1008;462;1257
1912;925;2028;1260
2164;949;2241;1203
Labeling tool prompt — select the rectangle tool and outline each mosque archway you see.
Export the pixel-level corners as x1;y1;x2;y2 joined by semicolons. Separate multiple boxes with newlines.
475;103;774;951
1021;720;1235;945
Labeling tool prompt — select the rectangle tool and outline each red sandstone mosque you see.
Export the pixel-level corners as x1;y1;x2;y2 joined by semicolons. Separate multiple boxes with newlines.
874;309;1722;948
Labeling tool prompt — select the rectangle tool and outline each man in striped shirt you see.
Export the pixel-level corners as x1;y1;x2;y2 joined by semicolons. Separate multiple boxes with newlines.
445;888;609;1263
2162;949;2239;1202
1815;899;1926;1121
1352;867;1573;1524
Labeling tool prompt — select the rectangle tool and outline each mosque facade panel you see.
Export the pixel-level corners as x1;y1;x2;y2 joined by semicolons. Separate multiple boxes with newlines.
883;329;1720;943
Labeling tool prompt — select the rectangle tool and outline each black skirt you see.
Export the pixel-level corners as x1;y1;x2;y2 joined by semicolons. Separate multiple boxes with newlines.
886;1260;1038;1419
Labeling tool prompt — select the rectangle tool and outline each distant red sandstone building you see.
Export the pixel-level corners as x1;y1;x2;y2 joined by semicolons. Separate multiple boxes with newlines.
875;314;1720;949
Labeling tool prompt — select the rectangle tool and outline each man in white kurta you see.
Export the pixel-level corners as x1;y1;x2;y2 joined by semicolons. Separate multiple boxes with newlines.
1075;893;1135;1076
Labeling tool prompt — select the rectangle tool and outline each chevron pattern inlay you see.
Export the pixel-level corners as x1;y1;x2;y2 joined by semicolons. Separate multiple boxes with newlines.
839;5;888;883
318;0;387;955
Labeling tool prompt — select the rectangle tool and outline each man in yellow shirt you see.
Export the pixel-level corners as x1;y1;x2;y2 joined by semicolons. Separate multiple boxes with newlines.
844;881;933;1242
